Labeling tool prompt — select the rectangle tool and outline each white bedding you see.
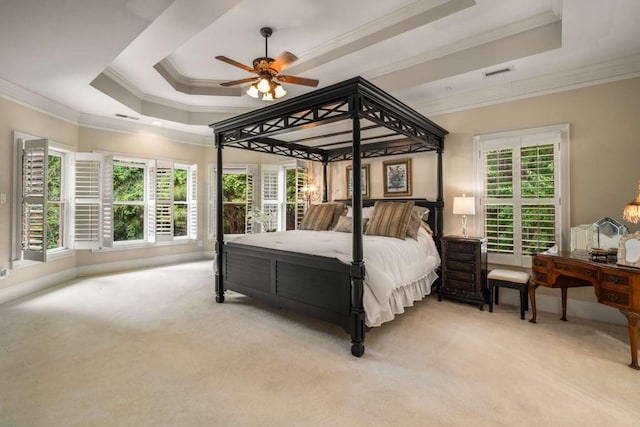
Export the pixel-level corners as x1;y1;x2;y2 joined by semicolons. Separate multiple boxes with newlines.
229;228;440;327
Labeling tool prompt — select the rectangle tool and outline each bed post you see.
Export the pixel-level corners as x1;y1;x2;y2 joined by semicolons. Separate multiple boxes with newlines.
350;96;366;357
215;132;225;303
436;147;444;252
322;158;328;203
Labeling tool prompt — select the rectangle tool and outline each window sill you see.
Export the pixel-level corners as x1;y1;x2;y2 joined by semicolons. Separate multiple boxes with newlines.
11;248;74;270
91;238;198;253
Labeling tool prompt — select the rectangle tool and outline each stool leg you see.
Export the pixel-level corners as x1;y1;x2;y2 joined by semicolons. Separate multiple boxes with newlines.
524;286;529;311
495;286;500;305
519;289;526;320
489;282;494;313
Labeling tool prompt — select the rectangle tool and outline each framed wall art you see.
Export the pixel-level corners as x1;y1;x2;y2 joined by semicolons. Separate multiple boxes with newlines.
383;158;412;197
346;164;370;198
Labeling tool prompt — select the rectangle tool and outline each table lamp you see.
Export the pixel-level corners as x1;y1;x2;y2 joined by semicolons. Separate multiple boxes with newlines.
453;195;475;238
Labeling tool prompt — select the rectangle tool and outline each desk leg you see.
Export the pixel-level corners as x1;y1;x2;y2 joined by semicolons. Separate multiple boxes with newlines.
561;287;568;321
620;310;640;370
529;284;538;323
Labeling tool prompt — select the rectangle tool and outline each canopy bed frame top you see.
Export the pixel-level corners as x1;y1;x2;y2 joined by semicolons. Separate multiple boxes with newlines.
210;76;448;357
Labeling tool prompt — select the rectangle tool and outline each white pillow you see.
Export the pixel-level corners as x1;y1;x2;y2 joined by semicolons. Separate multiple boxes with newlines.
345;206;375;219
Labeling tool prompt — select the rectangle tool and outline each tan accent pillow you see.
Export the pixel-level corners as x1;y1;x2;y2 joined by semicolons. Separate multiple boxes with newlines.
406;206;429;240
299;203;336;231
331;202;346;228
365;201;414;240
333;216;369;233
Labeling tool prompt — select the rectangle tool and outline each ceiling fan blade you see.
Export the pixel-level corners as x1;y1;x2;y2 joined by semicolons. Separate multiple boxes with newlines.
219;77;257;87
215;56;255;73
277;75;319;87
270;51;298;73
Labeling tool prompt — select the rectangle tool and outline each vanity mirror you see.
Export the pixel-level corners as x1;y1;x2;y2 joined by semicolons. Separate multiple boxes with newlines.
591;217;629;252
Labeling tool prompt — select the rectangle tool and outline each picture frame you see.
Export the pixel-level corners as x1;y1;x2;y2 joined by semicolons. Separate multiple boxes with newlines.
617;234;640;268
383;158;412;197
346;164;370;198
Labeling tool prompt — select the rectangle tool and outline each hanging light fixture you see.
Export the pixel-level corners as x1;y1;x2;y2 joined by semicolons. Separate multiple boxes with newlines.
623;179;640;223
247;75;289;101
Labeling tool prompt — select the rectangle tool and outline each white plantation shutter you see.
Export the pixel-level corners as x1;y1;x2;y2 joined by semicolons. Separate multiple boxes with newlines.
21;139;48;262
147;161;157;244
245;172;254;234
475;125;567;266
155;161;174;241
296;166;307;228
72;153;113;249
188;164;198;239
261;165;280;232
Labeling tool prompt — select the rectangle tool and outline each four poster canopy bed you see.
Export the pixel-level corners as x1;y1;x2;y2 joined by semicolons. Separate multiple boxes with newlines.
210;77;448;357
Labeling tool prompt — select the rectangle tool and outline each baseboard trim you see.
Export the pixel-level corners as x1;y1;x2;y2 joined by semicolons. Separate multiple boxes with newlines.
0;251;209;305
0;267;77;305
76;251;208;277
497;288;626;326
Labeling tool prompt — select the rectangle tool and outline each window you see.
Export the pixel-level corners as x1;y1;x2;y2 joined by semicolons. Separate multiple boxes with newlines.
285;164;307;230
113;160;146;242
47;151;65;250
13;133;198;265
207;163;308;237
474;124;569;267
152;161;197;242
222;167;254;234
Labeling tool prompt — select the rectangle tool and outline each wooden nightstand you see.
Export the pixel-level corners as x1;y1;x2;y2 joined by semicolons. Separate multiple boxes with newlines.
438;235;488;309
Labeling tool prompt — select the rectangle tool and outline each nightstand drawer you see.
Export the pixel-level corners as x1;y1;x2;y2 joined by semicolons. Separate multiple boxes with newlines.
444;269;475;282
446;251;477;262
446;241;478;254
445;259;476;273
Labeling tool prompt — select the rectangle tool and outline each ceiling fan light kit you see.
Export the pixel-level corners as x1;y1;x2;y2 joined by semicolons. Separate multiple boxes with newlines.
216;27;318;101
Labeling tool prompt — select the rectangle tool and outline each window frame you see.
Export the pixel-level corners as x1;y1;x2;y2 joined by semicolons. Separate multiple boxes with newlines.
473;124;570;267
11;132;74;267
112;158;148;245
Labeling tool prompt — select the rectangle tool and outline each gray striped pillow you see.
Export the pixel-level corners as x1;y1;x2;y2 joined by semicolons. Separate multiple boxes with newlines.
365;201;414;240
299;203;336;231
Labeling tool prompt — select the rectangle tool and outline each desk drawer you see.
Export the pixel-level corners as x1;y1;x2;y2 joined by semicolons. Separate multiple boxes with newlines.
598;284;630;309
600;271;631;287
551;260;598;280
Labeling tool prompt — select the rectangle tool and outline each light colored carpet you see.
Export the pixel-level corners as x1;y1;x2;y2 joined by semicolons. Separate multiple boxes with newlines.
1;260;639;426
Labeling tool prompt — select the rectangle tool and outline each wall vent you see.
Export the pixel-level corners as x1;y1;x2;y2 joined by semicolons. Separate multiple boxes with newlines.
482;67;513;78
115;113;140;120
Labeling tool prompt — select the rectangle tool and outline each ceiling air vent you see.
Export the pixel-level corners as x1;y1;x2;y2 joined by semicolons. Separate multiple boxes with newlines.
482;67;513;78
115;113;140;120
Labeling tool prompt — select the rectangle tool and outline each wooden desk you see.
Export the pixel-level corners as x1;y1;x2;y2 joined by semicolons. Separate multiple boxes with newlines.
531;251;640;370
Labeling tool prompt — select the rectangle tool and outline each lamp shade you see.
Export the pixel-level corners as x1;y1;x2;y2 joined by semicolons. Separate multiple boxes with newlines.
453;196;475;215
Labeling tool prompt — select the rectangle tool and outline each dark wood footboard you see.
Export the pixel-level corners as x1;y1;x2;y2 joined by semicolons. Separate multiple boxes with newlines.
223;242;353;333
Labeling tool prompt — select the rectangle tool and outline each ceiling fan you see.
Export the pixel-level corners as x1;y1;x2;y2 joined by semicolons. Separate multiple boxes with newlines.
216;27;319;101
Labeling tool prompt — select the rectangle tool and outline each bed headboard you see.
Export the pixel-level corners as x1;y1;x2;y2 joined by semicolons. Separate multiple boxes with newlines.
334;198;443;252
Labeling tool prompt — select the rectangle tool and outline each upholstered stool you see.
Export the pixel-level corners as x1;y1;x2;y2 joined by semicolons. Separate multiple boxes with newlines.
488;269;531;320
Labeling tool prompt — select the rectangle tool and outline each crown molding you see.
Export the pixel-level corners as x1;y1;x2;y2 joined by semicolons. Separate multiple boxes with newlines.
285;0;477;76
77;113;213;146
366;10;560;79
153;59;242;96
0;77;80;125
416;54;640;116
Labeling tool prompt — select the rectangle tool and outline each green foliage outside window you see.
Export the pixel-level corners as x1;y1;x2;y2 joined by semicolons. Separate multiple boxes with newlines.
47;155;62;250
222;174;247;234
485;144;556;255
113;164;145;241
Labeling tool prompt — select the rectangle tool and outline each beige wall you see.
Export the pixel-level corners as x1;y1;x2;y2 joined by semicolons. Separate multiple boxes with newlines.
2;77;640;309
0;98;80;289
